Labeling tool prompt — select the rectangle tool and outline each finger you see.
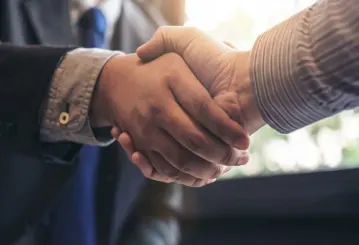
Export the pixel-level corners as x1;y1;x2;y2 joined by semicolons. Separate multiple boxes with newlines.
121;133;236;179
161;98;247;166
111;127;121;138
167;61;249;150
160;99;245;166
117;132;136;158
136;27;169;61
147;152;215;187
119;129;231;179
132;152;173;183
132;152;211;187
239;151;250;165
152;57;248;165
151;128;227;179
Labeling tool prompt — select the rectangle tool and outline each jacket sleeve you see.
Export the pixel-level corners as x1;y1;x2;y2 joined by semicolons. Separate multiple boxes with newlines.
0;43;76;156
39;48;122;146
251;0;359;133
0;44;122;160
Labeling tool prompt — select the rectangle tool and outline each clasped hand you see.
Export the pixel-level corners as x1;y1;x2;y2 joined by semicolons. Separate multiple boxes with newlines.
92;27;264;187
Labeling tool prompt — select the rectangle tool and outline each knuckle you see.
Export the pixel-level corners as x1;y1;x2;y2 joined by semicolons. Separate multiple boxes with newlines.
136;100;157;120
161;65;180;85
147;103;163;123
141;103;165;130
163;69;178;84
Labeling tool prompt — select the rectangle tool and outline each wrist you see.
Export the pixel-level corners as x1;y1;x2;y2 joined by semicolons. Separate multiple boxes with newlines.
89;86;112;128
233;51;266;135
89;55;119;128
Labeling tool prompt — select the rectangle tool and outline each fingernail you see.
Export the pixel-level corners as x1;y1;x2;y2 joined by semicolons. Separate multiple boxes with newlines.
207;179;217;184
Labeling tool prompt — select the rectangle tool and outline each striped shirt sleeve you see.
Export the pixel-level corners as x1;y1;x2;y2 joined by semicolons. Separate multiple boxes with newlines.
251;0;359;134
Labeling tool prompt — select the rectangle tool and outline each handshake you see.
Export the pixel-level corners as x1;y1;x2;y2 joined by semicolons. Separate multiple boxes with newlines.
90;27;266;187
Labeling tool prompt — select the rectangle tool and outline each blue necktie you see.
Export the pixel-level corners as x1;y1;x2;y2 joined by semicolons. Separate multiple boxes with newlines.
50;8;107;245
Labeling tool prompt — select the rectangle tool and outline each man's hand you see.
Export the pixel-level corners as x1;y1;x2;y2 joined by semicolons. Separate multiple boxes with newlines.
114;27;266;185
90;53;249;187
135;26;265;134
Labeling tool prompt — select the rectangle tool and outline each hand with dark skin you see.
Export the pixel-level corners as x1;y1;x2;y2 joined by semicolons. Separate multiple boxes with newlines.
90;52;250;187
112;27;265;186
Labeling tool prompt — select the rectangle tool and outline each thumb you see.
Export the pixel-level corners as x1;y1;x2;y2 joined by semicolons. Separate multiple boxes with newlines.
137;26;234;90
136;26;200;61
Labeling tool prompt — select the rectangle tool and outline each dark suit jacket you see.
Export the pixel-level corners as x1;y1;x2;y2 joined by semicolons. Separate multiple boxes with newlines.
0;1;182;245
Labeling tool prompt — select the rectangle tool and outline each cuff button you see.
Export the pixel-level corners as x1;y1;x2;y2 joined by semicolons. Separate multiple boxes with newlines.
59;112;70;125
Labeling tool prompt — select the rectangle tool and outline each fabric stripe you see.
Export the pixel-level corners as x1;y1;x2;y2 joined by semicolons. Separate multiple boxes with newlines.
251;0;359;133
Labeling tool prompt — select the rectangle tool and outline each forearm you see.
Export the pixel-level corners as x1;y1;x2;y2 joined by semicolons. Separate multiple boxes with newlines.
251;0;359;133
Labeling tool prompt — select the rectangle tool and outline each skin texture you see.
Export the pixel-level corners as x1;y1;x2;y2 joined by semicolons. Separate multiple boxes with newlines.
90;52;250;187
113;27;266;186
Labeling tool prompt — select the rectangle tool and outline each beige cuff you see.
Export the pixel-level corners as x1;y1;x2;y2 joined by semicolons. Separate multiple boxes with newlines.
40;48;123;146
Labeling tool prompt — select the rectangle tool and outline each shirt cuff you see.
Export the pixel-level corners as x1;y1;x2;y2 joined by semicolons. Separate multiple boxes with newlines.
40;48;123;146
250;9;333;134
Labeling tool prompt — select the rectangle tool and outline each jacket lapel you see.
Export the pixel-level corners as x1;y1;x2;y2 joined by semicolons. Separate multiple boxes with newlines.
24;0;75;45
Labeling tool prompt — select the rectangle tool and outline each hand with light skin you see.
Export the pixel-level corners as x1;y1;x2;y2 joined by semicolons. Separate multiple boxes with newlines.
112;26;266;185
